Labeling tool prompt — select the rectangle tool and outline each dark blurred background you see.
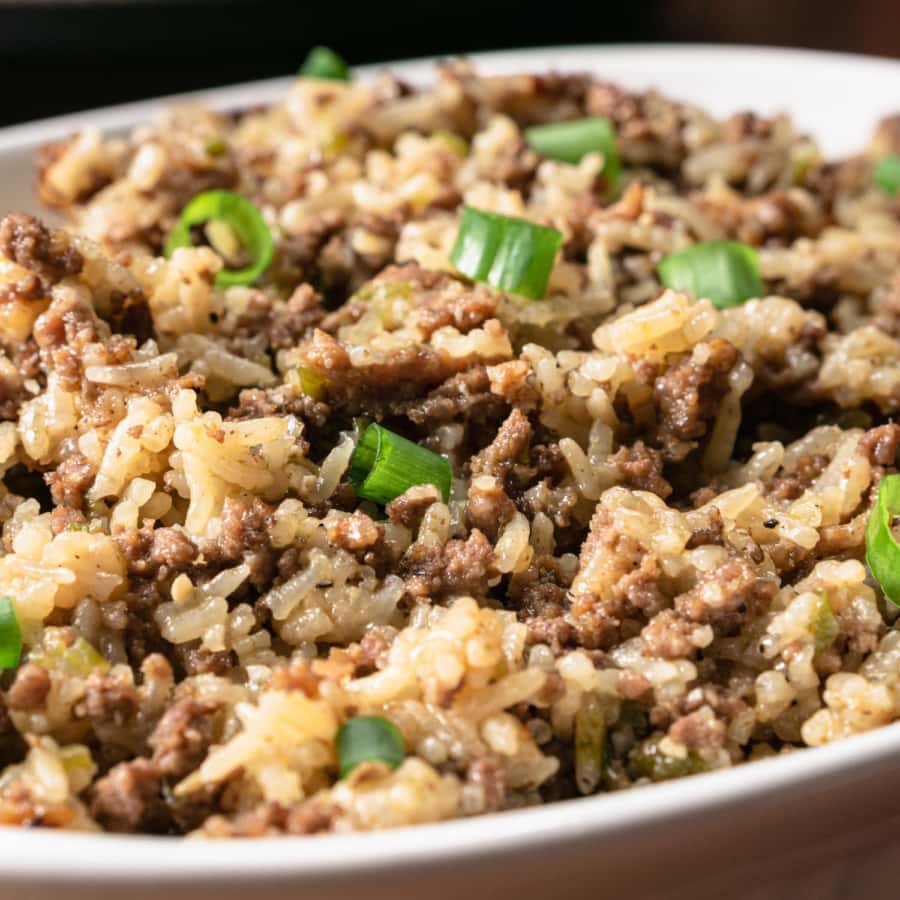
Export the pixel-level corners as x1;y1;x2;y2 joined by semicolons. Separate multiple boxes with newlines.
1;0;898;128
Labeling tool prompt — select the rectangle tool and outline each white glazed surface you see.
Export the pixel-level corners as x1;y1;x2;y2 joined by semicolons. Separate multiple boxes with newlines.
1;44;899;900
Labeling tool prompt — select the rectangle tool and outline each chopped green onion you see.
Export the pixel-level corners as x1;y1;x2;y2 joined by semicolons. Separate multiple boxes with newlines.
432;130;469;158
525;117;620;190
874;154;900;197
348;423;451;505
629;737;707;782
165;190;274;288
336;716;405;778
812;593;838;651
0;597;22;670
866;473;900;606
657;240;764;309
297;365;329;401
450;207;562;300
299;46;350;81
204;137;227;157
574;696;607;795
31;635;108;678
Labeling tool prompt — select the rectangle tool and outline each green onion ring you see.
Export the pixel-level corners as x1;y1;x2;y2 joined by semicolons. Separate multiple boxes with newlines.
657;240;764;309
874;154;900;197
866;473;900;606
525;116;620;191
348;423;451;505
450;206;562;300
0;596;22;670
165;190;274;288
336;716;405;779
299;46;350;81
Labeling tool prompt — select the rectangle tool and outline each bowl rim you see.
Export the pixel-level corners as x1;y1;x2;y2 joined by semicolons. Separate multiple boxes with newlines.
1;41;900;882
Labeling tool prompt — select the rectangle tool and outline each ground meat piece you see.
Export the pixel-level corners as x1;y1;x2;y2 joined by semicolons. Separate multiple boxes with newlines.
403;365;509;433
232;384;329;431
815;515;867;561
269;283;325;351
49;505;87;535
318;211;402;299
525;615;574;651
415;282;497;340
401;529;495;600
351;629;391;676
300;327;509;420
693;189;823;247
736;191;821;246
587;82;688;170
385;483;440;528
326;510;383;553
264;662;319;700
652;339;739;460
201;496;273;585
0;214;83;287
762;453;828;502
0;265;42;305
0;367;30;421
640;609;697;659
120;581;170;666
325;511;392;570
509;556;572;626
465;757;507;812
465;476;515;541
668;707;726;749
469;408;532;482
173;645;235;678
270;209;346;289
77;667;139;728
89;758;166;833
675;558;777;625
32;290;121;389
762;476;806;503
608;441;672;498
148;697;222;779
474;136;539;190
568;506;667;629
115;526;197;579
45;452;96;508
4;663;51;711
858;424;900;468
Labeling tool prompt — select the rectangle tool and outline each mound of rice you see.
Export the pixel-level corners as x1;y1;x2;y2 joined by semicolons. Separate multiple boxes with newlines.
0;60;897;837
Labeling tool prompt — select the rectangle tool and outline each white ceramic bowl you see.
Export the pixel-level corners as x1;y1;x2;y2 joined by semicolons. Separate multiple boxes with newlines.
1;44;900;900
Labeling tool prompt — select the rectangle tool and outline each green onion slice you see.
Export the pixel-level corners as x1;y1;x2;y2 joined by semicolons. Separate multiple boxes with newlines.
165;190;274;288
874;154;900;197
348;423;451;505
525;117;620;190
866;473;900;606
450;207;562;300
336;716;405;778
657;240;764;309
299;46;350;81
298;365;329;401
0;597;22;670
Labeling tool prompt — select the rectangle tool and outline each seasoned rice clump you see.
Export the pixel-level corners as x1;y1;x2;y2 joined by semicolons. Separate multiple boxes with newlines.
0;61;898;836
